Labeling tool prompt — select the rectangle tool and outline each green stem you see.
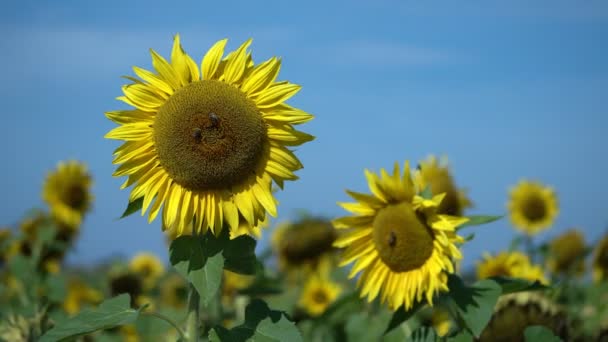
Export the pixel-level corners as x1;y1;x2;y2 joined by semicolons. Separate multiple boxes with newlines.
185;284;201;342
143;312;186;340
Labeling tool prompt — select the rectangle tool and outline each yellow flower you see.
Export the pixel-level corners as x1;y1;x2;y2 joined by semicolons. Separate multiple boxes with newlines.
119;325;140;342
105;35;313;237
479;292;569;341
507;180;558;235
477;251;547;284
547;229;586;275
415;155;472;216
42;160;93;228
160;273;188;309
63;279;103;315
592;233;608;282
129;252;165;290
333;161;468;310
298;275;341;317
430;308;452;337
222;270;255;306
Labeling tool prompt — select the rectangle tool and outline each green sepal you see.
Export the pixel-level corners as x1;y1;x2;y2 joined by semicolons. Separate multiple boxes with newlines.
119;197;144;219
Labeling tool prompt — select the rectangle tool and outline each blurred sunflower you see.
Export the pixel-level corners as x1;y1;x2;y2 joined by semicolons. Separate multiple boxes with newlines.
63;279;103;315
477;251;547;284
298;275;342;317
109;272;144;307
592;233;608;282
333;161;468;310
421;308;452;337
42;161;93;228
547;229;586;276
507;180;558;235
222;270;255;306
272;217;336;275
105;35;313;237
415;155;472;216
0;228;12;265
119;325;140;342
129;252;165;290
479;292;569;341
160;273;188;309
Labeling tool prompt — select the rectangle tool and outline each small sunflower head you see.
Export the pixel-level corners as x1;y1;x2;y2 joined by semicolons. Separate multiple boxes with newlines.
160;273;188;309
592;233;608;282
333;160;468;311
298;275;342;317
416;155;472;216
547;229;587;276
63;278;103;315
479;292;569;342
129;252;165;290
507;180;558;235
42;160;93;228
222;270;255;306
477;251;548;284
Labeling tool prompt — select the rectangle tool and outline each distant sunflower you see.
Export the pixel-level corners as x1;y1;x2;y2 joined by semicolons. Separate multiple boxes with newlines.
415;155;472;216
298;275;341;317
129;252;165;290
507;180;558;235
63;279;103;315
42;161;93;228
479;292;569;341
110;272;143;307
547;229;586;276
592;233;608;282
222;270;255;306
333;161;468;310
160;273;188;309
429;308;452;337
477;251;547;284
105;35;313;237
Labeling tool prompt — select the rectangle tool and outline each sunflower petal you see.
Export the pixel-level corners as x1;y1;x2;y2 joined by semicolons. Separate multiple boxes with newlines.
202;39;227;80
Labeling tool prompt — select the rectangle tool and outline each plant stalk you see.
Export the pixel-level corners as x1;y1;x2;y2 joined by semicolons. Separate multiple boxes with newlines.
185;284;200;342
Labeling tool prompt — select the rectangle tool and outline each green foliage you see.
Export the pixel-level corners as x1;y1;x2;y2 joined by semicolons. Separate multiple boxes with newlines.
410;326;437;342
457;215;503;229
222;234;259;275
385;300;425;335
119;197;144;219
39;294;140;342
490;276;549;294
524;325;562;342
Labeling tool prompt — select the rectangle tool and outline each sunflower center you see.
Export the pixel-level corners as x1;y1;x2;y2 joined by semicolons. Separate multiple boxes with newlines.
372;202;435;273
64;184;87;209
154;80;267;190
521;195;547;222
312;289;329;304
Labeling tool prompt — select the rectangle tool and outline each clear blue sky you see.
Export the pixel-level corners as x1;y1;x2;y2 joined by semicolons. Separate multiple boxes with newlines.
1;1;607;270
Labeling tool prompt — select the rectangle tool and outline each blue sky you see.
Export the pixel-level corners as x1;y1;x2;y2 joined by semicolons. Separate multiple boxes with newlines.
1;1;607;270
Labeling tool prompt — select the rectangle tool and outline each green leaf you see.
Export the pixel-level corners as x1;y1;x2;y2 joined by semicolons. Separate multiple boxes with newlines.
445;275;502;338
223;234;259;275
524;325;562;342
119;197;144;219
447;331;474;342
458;215;502;229
384;300;425;334
490;276;549;295
463;233;475;242
420;186;433;199
169;235;224;306
253;316;302;342
45;274;67;303
411;326;437;342
39;294;140;342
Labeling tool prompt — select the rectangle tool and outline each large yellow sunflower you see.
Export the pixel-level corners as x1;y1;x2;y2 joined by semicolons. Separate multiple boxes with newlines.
333;161;468;311
592;233;608;282
42;161;93;228
415;155;472;216
105;35;313;237
507;180;558;235
477;251;547;284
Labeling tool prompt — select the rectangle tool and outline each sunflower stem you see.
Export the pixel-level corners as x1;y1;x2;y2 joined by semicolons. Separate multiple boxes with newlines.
185;284;200;342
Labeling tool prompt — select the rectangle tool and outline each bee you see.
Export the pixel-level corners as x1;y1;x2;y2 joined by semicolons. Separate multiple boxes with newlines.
192;127;202;141
388;231;397;248
208;112;220;128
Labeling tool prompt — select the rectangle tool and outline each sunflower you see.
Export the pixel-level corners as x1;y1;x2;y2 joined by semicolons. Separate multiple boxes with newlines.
507;180;558;235
592;233;608;282
109;272;144;307
42;161;93;228
415;155;472;216
105;35;313;237
479;292;569;341
333;161;468;311
160;273;188;309
477;251;547;284
547;229;586;276
63;279;103;315
129;252;165;290
222;270;255;306
298;275;342;317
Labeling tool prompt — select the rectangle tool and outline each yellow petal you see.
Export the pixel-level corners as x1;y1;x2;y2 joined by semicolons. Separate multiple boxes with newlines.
223;39;252;84
241;57;281;96
255;82;301;108
201;39;227;80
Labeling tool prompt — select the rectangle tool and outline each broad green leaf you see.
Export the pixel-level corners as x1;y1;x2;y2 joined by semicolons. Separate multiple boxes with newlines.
490;276;548;294
446;275;502;338
384;300;425;334
119;197;144;219
317;292;362;326
524;325;562;342
253;316;302;342
457;215;502;229
39;294;139;342
223;234;259;275
411;326;437;342
45;274;67;303
169;235;224;306
447;330;474;342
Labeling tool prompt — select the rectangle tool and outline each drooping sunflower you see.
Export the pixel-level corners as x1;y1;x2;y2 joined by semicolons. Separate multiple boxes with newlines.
592;233;608;282
333;161;468;310
477;251;547;284
415;155;472;216
479;292;569;341
129;252;165;290
42;161;93;228
63;278;103;315
105;35;313;237
547;229;586;276
160;273;188;309
298;275;342;317
507;180;558;235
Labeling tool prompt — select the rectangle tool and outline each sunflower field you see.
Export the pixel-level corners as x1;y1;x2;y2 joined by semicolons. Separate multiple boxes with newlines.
1;3;607;342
